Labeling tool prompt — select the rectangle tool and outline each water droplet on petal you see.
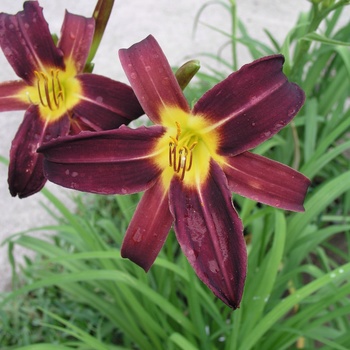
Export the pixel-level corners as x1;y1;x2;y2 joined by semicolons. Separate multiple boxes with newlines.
288;107;296;117
132;228;143;243
208;260;219;274
95;96;103;104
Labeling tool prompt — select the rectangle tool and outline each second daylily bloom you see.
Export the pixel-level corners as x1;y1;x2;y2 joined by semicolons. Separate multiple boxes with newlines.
0;1;143;198
39;35;310;308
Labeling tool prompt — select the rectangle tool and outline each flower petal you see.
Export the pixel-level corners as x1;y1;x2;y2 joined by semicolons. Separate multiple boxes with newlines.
72;74;144;131
223;152;310;211
39;125;164;195
57;10;95;73
9;105;70;198
0;1;64;83
169;159;247;309
193;55;305;156
121;179;173;271
119;35;190;125
0;80;29;111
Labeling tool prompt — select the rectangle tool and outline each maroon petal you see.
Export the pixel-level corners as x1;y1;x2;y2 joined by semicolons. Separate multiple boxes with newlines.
39;125;164;195
193;55;305;156
57;10;94;74
0;80;29;111
0;1;64;83
121;179;173;271
72;74;144;131
9;105;70;198
223;152;310;212
169;159;247;309
119;35;190;125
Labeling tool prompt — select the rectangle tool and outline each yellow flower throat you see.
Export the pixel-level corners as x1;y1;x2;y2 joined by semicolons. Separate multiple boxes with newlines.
22;60;82;122
156;107;222;189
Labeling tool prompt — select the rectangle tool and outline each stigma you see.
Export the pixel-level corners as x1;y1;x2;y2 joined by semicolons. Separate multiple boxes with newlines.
33;69;64;111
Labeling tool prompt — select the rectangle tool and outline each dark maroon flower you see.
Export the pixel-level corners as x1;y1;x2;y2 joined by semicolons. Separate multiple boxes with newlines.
39;35;310;308
0;1;143;197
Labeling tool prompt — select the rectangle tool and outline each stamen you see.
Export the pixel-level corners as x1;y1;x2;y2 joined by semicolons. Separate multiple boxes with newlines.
187;142;197;171
175;121;181;140
169;142;173;167
33;69;64;111
168;124;198;181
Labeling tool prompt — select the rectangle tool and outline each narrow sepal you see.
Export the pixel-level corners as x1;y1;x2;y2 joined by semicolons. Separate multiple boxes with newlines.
193;55;305;156
121;179;173;271
9;105;70;198
119;35;190;124
39;126;164;195
73;74;144;131
0;80;29;111
169;159;247;309
0;1;64;83
223;152;310;212
58;10;95;73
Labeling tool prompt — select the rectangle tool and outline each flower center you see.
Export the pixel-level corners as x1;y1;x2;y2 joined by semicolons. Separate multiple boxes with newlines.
168;122;198;181
155;107;222;189
21;60;82;123
33;69;64;111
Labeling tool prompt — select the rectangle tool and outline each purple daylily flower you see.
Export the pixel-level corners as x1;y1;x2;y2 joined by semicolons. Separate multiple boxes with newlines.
39;35;310;308
0;1;143;198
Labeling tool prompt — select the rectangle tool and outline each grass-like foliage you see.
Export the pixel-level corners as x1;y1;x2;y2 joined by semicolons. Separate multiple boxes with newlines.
1;0;350;349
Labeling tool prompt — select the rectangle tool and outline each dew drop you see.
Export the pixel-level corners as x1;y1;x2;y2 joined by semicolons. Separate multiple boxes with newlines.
71;171;78;178
130;72;137;79
330;272;336;278
95;96;103;104
208;260;219;274
288;107;296;117
3;47;12;56
65;169;70;175
274;200;281;208
24;22;29;29
339;268;344;274
145;65;151;72
264;131;271;137
132;228;143;243
251;122;256;127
